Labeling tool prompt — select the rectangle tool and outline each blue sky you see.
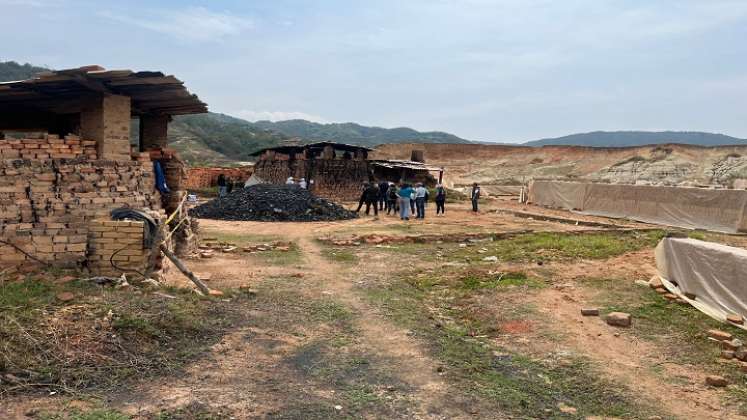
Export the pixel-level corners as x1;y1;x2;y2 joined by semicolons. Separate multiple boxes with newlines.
2;0;747;142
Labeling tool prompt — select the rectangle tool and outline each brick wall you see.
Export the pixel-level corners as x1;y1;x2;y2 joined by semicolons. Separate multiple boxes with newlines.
184;166;254;189
87;220;150;276
252;158;370;201
0;135;97;160
0;142;164;273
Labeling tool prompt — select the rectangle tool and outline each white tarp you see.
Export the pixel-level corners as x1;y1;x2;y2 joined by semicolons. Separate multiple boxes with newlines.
529;180;747;233
656;237;747;328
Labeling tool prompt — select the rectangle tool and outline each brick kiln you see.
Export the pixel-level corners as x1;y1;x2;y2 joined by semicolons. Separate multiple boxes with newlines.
251;142;444;201
0;65;207;276
185;166;254;190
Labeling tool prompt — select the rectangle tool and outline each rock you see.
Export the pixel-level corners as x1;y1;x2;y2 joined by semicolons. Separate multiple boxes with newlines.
580;308;600;316
663;293;678;301
57;275;76;284
208;289;224;297
55;292;75;302
735;347;747;361
557;403;577;414
334;405;343;411
707;329;733;341
721;350;735;359
705;375;728;387
482;256;498;262
723;338;744;350
739;362;747;373
458;243;467;248
727;313;744;325
605;312;632;327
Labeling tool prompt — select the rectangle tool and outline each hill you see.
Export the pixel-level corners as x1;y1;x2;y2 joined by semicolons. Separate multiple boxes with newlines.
251;119;471;146
0;60;49;81
524;131;747;147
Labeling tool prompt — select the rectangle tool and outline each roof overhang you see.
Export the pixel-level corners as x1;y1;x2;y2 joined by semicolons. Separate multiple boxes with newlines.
0;65;207;116
250;141;373;157
370;159;443;172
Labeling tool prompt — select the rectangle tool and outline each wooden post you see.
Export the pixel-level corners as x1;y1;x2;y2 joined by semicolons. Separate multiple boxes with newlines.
160;244;210;295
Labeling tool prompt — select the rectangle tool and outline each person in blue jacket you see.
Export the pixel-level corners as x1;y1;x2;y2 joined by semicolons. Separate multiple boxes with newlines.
398;183;414;220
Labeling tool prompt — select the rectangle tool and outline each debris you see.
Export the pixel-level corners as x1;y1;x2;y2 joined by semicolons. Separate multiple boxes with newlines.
705;375;728;387
684;292;697;300
334;405;343;411
605;312;632;327
189;184;357;222
141;278;161;288
707;329;733;342
208;289;224;297
723;338;743;350
482;256;498;262
55;292;75;302
634;280;650;287
735;347;747;361
580;308;600;316
557;403;577;415
663;293;678;301
153;292;177;299
649;276;663;289
721;350;735;359
727;313;744;325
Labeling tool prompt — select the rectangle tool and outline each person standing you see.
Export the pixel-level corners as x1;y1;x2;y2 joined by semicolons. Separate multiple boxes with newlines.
286;176;295;185
387;183;398;215
217;174;227;198
471;183;481;212
299;178;307;189
356;183;380;216
414;183;427;219
226;178;234;194
435;184;446;215
398;183;414;220
378;180;389;211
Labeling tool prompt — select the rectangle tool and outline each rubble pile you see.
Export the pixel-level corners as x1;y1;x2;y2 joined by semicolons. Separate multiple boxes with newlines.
196;238;294;258
189;184;357;222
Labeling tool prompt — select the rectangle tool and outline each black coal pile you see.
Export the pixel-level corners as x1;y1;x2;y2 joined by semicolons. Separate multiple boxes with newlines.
189;184;358;222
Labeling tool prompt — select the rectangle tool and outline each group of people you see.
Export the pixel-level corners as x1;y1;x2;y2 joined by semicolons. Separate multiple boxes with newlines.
356;181;464;220
286;176;311;189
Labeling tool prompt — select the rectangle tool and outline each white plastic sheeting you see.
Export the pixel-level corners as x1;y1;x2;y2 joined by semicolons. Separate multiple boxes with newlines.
529;180;747;233
655;238;747;328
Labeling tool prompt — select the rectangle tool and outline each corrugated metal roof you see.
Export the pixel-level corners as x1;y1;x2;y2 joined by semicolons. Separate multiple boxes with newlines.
370;159;443;172
0;65;207;116
250;141;373;156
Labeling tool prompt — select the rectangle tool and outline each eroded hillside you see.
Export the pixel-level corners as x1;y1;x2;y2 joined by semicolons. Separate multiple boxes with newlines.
372;143;747;188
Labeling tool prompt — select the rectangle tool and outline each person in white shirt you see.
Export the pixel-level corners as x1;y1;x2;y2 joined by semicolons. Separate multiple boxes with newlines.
299;178;307;189
286;177;295;185
414;183;428;219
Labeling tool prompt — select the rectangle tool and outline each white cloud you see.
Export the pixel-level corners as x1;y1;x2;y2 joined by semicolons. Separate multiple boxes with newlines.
232;110;328;123
100;6;253;42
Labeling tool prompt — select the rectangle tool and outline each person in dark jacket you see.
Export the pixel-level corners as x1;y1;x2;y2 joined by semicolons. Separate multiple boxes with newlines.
217;174;227;197
355;183;380;216
226;178;234;194
386;183;398;215
435;184;447;215
378;180;390;211
471;183;481;212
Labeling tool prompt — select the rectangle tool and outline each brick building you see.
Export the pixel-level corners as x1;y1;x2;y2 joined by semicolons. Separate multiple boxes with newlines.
251;142;443;201
0;65;206;275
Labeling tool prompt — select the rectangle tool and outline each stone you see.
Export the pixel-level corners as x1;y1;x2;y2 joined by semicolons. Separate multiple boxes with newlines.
605;312;632;327
557;403;577;414
208;289;224;297
580;308;600;316
721;350;735;359
735;347;747;361
707;329;733;341
663;293;678;301
482;256;498;262
727;313;744;325
724;338;744;350
55;292;75;302
739;362;747;373
705;375;728;387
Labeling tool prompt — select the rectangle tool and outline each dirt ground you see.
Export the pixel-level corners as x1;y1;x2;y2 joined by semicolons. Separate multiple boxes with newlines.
4;200;747;419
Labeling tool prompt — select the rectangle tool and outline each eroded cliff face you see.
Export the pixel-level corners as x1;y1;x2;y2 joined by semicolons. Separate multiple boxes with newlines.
372;143;747;188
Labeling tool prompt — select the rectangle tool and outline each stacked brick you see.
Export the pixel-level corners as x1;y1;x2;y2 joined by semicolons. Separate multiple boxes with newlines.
87;220;150;276
0;142;163;272
184;166;254;189
0;135;97;160
252;159;369;201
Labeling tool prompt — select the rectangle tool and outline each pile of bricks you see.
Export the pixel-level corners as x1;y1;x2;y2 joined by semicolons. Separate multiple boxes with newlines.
87;220;150;276
0;135;97;160
0;141;164;271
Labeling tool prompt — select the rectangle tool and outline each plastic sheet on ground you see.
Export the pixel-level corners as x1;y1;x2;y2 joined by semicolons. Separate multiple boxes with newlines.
529;180;747;233
655;237;747;330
